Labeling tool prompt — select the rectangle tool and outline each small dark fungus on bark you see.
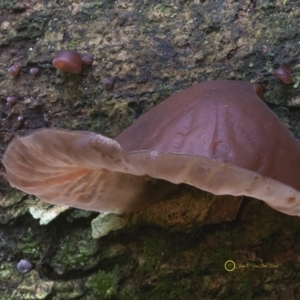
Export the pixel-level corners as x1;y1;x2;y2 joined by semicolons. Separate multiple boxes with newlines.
30;67;39;76
17;259;33;274
8;64;21;78
52;50;83;74
274;65;293;84
6;96;17;105
81;54;94;66
103;78;114;90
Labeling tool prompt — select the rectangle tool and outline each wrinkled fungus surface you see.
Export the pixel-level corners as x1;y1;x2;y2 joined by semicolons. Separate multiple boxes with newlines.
3;80;300;216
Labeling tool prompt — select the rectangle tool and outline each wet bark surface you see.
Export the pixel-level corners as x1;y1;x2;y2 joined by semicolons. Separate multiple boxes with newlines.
1;0;300;299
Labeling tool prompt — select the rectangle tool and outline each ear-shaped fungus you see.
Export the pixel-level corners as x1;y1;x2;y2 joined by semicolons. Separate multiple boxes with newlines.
3;80;300;216
52;50;83;74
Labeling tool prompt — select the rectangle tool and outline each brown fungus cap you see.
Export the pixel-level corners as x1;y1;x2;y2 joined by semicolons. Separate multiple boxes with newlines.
274;65;293;84
52;50;83;74
3;80;300;216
